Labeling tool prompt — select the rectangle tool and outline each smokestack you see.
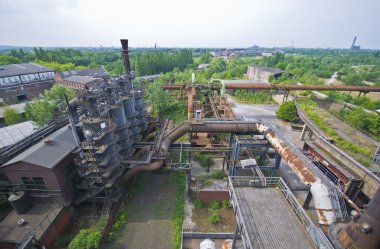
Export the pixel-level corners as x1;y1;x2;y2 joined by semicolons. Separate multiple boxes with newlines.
120;39;131;76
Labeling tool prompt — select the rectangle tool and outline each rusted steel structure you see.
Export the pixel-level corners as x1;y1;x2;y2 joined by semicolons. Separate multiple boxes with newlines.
224;83;380;92
338;186;380;249
162;83;380;93
121;120;335;225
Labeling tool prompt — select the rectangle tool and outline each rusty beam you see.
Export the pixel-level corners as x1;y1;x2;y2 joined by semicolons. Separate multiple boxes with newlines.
162;84;380;92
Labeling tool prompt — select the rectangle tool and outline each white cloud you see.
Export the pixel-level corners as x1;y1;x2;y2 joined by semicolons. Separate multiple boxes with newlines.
0;0;379;48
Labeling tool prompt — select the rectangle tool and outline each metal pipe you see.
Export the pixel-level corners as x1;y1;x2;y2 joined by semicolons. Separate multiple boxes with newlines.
122;121;334;225
120;39;131;76
162;84;380;92
187;87;196;120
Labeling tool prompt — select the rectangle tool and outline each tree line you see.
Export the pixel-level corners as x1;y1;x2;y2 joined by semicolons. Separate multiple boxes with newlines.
134;50;193;76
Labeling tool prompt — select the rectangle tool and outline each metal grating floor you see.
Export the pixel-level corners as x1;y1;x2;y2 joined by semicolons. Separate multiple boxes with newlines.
234;187;315;249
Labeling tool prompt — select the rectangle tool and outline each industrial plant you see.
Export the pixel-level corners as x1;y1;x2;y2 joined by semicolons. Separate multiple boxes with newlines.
0;39;379;249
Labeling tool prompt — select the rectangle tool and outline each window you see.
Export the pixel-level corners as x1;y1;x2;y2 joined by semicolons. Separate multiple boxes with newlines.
21;177;48;194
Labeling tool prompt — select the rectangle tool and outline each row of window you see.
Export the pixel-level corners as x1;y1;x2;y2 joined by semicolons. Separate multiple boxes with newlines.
0;72;55;87
21;176;47;194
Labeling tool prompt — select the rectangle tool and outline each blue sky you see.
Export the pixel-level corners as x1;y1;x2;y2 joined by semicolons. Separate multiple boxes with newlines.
1;0;379;48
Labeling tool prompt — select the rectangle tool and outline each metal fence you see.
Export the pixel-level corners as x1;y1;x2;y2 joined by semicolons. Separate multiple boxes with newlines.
228;176;335;249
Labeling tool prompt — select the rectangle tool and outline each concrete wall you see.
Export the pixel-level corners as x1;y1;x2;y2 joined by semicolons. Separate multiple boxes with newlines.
0;80;53;105
196;191;230;204
314;138;379;198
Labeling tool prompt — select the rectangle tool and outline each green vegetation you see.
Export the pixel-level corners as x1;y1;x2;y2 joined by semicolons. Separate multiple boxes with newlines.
222;199;232;209
3;106;23;125
134;50;193;76
335;108;380;138
211;170;225;179
68;219;106;249
108;211;128;240
172;172;186;249
232;90;274;104
276;101;297;122
24;84;75;127
207;201;222;224
326;92;380;110
194;152;214;167
193;199;205;209
208;208;221;224
144;81;187;124
128;172;148;198
298;99;374;166
0;195;10;212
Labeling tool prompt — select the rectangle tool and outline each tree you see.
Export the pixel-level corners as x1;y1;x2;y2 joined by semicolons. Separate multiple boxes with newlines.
3;107;23;125
24;99;56;127
276;101;297;122
44;84;75;102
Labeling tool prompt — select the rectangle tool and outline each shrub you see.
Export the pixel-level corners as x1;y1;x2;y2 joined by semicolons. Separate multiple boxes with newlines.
108;211;128;240
208;208;221;224
211;170;225;179
276;101;297;122
193;199;204;209
209;201;221;210
68;228;101;249
222;199;231;209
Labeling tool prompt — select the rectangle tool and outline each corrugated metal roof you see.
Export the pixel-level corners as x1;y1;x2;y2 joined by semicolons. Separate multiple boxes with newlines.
0;121;37;148
0;63;53;77
58;67;109;79
2;126;77;169
63;75;99;84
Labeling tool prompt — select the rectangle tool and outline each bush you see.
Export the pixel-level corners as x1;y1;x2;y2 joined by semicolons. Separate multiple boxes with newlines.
208;208;221;224
276;101;297;122
211;170;225;179
194;152;213;167
209;201;221;210
68;228;101;249
193;199;204;209
222;199;231;209
108;211;128;240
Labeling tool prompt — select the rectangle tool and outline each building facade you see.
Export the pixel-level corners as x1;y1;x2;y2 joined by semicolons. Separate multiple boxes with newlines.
247;64;284;83
1;126;77;203
0;63;55;105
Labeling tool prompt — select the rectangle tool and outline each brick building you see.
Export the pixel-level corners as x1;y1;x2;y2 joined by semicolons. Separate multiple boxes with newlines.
1;126;77;203
0;63;55;105
247;64;284;83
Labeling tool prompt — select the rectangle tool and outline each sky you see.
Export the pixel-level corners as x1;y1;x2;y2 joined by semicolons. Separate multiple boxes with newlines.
1;0;379;49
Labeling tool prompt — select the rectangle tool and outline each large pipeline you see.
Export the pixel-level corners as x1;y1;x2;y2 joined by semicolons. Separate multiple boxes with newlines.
122;121;334;225
162;83;380;92
187;88;196;120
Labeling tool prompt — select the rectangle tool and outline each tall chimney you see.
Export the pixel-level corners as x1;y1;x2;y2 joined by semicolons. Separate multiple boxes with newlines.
120;39;131;77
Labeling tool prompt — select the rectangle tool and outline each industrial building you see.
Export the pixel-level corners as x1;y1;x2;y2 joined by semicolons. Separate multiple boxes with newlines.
0;63;55;105
0;39;380;249
247;64;284;82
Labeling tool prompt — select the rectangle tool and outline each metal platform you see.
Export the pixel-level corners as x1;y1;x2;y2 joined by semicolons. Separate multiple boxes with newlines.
229;177;334;249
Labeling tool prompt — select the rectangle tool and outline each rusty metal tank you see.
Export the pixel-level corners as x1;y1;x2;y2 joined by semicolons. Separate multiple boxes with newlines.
222;239;233;249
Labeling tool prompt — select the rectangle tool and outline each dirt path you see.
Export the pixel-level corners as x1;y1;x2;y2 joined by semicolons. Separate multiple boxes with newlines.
104;172;177;249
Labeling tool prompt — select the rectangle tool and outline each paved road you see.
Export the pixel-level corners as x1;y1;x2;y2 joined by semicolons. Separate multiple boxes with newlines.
228;98;307;192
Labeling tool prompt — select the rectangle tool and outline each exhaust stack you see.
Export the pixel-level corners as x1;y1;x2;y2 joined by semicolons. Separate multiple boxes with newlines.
120;39;131;77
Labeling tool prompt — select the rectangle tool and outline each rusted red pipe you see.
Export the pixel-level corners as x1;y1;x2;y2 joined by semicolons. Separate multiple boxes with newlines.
187;87;196;120
122;160;164;183
162;84;380;92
